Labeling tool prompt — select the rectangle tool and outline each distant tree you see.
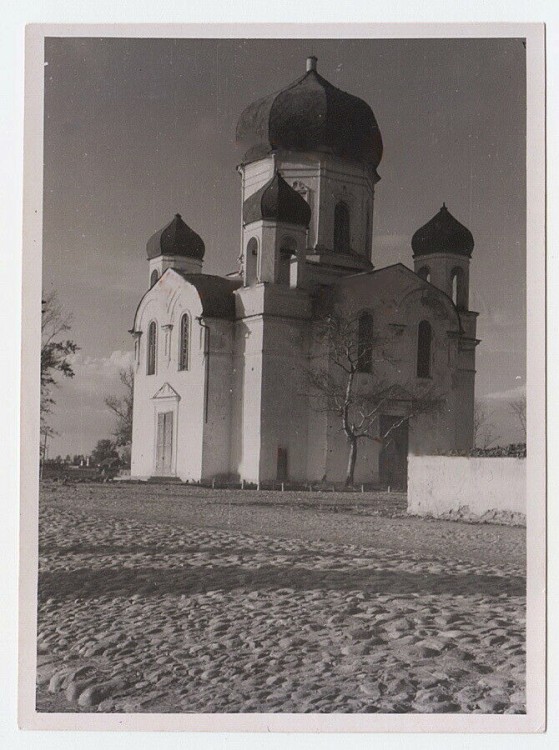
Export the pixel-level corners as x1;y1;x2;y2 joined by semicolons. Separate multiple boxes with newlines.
90;439;119;467
473;400;500;449
509;394;527;440
41;291;79;428
105;366;134;447
307;310;443;486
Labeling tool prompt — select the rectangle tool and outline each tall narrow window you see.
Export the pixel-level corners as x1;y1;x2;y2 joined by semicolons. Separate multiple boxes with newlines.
245;237;258;285
451;267;466;309
178;313;190;371
357;312;374;373
417;266;430;282
147;321;157;376
278;236;297;286
150;269;159;287
278;250;292;285
334;201;350;254
417;320;432;378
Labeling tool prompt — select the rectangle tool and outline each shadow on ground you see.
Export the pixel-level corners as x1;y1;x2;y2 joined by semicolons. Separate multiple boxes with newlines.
39;563;526;601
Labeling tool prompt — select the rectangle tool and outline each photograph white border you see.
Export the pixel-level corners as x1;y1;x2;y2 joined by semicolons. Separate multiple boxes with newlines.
16;18;547;737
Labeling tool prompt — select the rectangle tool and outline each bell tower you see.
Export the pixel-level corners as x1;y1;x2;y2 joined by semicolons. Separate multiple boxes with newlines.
236;56;383;280
240;171;311;288
412;203;474;311
232;171;313;485
232;56;386;483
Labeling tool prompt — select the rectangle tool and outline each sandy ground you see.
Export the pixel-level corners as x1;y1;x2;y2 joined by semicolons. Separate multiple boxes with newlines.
36;483;526;714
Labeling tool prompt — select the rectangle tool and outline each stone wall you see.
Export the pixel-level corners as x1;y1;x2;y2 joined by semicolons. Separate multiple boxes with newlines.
407;456;526;517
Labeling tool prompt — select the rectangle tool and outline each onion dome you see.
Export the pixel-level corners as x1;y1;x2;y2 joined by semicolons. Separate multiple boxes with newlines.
411;204;474;258
236;56;383;169
243;171;311;227
146;213;205;260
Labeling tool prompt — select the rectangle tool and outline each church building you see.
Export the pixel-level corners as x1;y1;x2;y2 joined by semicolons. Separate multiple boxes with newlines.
130;56;479;487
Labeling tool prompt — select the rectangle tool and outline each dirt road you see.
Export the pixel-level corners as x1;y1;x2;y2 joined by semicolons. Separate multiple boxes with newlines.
36;483;526;714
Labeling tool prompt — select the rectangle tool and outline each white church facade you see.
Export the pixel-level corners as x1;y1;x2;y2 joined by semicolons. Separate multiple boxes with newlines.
130;57;479;487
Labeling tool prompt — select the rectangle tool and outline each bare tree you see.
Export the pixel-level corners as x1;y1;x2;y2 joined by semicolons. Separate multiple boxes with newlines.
40;292;79;457
509;394;527;440
473;399;500;449
307;311;443;486
105;366;134;465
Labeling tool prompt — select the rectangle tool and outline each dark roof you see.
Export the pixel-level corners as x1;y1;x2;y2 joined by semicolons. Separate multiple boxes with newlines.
146;214;205;260
411;204;474;258
243;172;311;227
236;57;383;169
175;272;241;320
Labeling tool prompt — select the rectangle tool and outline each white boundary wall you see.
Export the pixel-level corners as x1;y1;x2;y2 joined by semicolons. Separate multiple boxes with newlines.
408;456;526;517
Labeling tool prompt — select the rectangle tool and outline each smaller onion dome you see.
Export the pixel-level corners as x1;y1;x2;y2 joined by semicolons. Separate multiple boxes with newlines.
411;204;474;258
243;172;311;227
146;213;205;260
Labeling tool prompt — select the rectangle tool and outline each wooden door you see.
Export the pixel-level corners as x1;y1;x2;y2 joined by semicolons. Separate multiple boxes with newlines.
156;411;173;475
379;416;409;490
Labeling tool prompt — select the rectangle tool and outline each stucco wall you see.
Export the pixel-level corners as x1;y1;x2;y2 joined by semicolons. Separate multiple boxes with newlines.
408;456;526;517
201;318;235;481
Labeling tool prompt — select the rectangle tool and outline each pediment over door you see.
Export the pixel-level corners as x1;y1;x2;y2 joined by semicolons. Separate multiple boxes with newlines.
151;382;181;401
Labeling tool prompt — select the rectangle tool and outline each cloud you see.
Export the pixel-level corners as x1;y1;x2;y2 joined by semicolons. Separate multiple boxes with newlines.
69;349;134;388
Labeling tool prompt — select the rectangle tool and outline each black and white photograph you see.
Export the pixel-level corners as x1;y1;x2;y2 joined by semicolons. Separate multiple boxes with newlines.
18;24;546;733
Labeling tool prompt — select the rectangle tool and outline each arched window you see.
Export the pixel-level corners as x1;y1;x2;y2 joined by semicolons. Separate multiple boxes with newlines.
150;269;159;287
147;321;157;376
248;237;258;256
357;312;374;373
334;201;350;254
417;320;432;378
245;237;258;285
417;266;430;282
178;313;190;371
278;236;297;286
451;267;466;309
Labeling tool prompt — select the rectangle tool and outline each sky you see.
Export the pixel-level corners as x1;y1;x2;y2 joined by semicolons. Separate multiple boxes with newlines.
41;36;527;457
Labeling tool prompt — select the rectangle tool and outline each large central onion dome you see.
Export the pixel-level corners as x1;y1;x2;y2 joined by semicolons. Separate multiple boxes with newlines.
236;56;383;169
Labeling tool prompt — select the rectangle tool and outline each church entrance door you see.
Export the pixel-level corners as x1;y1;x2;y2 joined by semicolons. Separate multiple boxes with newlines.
379;416;409;490
156;411;174;475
